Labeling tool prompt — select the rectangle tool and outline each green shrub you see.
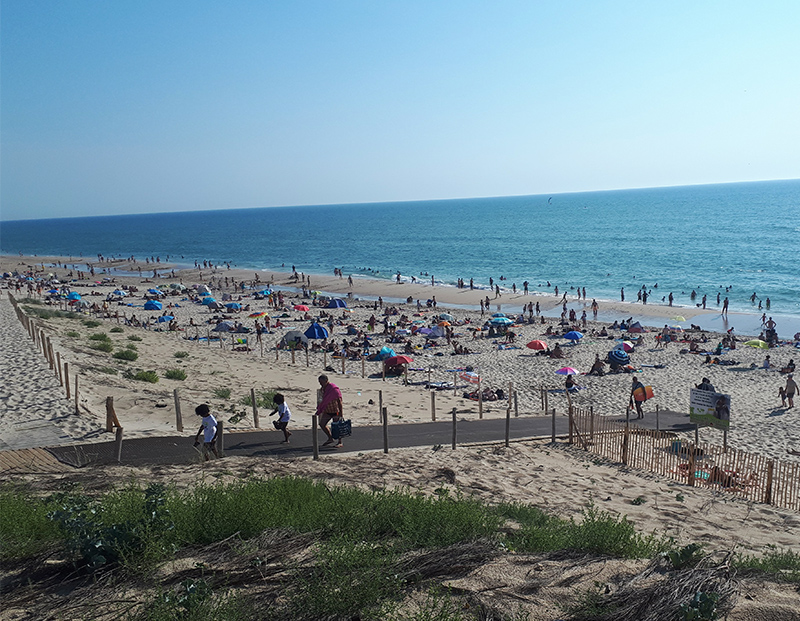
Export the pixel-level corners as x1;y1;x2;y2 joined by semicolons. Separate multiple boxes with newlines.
66;330;80;338
240;389;278;409
113;349;139;361
132;370;159;383
23;306;79;320
734;548;800;582
97;366;119;375
90;341;114;353
83;319;101;328
126;343;138;351
89;332;111;341
174;351;189;359
128;335;143;341
213;387;231;400
110;327;124;333
164;368;187;381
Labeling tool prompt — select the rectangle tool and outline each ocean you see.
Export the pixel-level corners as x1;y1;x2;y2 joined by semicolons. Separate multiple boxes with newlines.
2;180;799;336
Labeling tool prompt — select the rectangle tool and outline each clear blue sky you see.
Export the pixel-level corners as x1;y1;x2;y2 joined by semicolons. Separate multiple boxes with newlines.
2;1;798;220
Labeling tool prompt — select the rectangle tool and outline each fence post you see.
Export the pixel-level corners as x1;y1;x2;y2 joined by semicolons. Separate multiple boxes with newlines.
291;347;295;364
114;427;124;462
379;390;383;423
656;404;660;432
251;388;260;428
382;407;389;454
74;375;79;414
173;389;183;432
764;460;774;504
341;356;345;375
514;391;518;417
453;371;457;396
216;420;224;457
478;378;483;419
312;414;319;460
64;362;71;399
431;391;436;421
56;351;63;385
589;406;594;444
105;396;121;431
361;355;365;378
451;407;457;450
505;404;510;447
688;448;695;486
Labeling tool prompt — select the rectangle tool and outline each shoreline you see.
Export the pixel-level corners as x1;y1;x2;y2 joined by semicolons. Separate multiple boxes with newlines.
5;253;799;339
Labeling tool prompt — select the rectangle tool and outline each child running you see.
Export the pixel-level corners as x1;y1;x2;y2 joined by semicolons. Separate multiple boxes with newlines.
270;393;292;443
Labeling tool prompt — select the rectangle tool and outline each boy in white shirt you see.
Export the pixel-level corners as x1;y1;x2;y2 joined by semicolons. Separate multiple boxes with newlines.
270;393;292;443
193;403;219;460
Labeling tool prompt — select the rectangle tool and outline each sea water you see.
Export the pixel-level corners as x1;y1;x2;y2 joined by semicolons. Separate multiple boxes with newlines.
2;180;799;333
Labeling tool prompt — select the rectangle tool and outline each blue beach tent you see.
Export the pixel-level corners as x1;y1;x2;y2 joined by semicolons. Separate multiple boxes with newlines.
304;322;329;340
144;300;163;311
327;298;347;308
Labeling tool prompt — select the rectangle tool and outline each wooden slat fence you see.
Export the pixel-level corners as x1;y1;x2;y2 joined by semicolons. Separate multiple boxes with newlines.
568;409;800;511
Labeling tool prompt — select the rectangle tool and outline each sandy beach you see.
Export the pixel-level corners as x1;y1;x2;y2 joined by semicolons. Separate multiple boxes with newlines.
2;253;798;461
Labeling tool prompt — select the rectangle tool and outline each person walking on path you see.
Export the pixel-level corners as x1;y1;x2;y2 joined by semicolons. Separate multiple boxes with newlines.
630;377;646;419
785;374;798;409
193;403;219;460
270;393;292;443
316;374;344;447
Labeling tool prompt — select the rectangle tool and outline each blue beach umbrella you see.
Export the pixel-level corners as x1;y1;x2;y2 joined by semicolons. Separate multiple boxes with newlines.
148;288;163;295
304;322;329;339
490;316;513;326
48;289;59;294
113;289;127;297
491;312;507;318
144;300;162;311
67;292;81;300
564;331;584;341
376;346;396;360
201;297;216;305
157;315;174;322
225;302;242;310
258;289;272;296
608;349;630;366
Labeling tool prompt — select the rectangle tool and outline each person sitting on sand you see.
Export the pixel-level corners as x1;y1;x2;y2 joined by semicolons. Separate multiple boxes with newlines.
780;359;796;374
549;343;565;359
589;354;605;376
565;374;579;392
763;355;771;369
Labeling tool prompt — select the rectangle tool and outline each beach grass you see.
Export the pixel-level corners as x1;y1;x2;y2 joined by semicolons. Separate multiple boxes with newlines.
173;350;189;359
164;368;187;380
128;334;143;341
90;341;114;353
213;387;232;400
113;349;139;361
239;389;278;409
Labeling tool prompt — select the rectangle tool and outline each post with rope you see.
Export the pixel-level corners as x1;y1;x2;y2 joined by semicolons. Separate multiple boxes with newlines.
451;407;457;450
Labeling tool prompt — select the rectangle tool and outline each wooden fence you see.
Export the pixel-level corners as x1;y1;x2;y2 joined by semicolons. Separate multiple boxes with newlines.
568;408;800;511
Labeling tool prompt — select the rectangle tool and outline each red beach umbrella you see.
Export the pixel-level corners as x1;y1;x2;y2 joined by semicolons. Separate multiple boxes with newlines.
294;304;310;311
526;339;548;350
384;355;413;366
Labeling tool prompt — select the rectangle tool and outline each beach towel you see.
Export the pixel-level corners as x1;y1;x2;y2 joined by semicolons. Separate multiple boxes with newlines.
316;382;343;416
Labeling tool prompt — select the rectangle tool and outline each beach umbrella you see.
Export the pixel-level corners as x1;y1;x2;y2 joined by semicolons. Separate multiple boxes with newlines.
744;339;769;349
67;292;81;300
385;355;413;366
608;349;630;365
304;322;329;340
225;302;242;310
491;312;506;318
170;283;186;290
294;304;310;311
200;290;212;297
669;325;684;332
417;327;434;335
460;371;481;384
437;320;451;327
490;316;513;326
555;367;579;376
144;300;162;311
672;316;686;322
48;288;59;294
212;321;234;332
564;331;584;341
621;340;635;352
208;302;224;310
148;288;163;295
327;298;347;309
526;339;548;351
201;297;216;305
157;315;174;323
438;313;455;322
258;289;273;296
113;289;127;297
248;311;267;318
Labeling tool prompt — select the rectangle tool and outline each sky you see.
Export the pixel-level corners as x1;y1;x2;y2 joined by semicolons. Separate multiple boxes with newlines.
1;1;799;221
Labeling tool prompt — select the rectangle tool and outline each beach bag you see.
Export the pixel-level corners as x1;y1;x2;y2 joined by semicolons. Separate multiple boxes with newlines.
331;419;352;439
273;420;282;430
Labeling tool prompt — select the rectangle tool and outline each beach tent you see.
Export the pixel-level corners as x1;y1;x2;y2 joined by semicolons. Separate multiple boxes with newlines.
280;331;308;348
157;315;174;323
212;321;234;332
208;302;223;310
437;313;455;322
225;302;242;310
144;300;163;311
327;298;348;309
304;322;329;339
428;326;446;339
376;346;396;360
627;321;644;333
67;292;81;300
201;297;216;305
